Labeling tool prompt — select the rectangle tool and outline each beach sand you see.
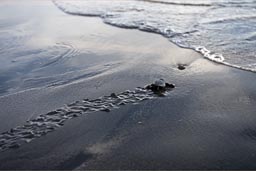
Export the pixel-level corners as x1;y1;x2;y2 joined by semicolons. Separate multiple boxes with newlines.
0;1;256;170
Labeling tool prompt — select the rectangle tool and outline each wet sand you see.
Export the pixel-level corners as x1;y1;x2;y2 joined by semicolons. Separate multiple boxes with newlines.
1;1;256;170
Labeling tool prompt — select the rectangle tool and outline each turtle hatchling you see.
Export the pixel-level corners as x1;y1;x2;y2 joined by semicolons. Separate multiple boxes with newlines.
146;78;175;93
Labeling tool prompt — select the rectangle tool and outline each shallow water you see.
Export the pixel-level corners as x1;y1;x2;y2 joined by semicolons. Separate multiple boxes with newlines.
54;0;256;72
1;0;255;96
0;1;126;96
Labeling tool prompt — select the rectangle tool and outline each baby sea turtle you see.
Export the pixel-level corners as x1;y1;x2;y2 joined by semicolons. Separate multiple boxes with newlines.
145;78;175;93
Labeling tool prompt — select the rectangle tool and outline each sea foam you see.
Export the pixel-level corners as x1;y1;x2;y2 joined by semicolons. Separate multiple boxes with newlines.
53;0;256;72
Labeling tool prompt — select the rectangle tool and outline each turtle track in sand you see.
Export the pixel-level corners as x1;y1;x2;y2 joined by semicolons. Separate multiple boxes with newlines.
0;84;174;152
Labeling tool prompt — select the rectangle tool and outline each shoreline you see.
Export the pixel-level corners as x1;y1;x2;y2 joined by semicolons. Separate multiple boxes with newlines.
53;0;256;74
0;1;256;170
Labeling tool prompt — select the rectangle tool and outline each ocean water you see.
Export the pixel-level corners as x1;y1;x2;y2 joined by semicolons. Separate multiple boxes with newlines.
54;0;256;72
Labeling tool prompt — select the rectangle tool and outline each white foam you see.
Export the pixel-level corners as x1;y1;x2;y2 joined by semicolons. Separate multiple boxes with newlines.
53;0;256;73
195;46;224;63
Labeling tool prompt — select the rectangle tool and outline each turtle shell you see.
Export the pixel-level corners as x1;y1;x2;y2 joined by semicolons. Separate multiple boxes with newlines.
154;78;165;87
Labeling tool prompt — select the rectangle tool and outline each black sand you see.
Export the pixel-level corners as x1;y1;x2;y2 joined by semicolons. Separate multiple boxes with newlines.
0;1;256;170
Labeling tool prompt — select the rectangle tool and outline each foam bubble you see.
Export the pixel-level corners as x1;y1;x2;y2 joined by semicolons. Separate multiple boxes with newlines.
195;46;224;62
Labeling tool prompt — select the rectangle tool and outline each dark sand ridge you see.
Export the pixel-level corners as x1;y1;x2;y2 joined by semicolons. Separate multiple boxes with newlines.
0;1;256;170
